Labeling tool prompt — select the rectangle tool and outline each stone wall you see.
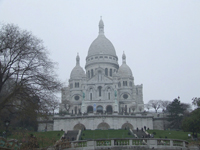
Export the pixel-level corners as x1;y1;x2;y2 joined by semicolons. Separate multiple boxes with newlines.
37;121;53;131
53;114;153;131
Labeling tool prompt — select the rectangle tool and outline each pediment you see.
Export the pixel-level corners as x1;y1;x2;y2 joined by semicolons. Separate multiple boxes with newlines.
87;74;113;84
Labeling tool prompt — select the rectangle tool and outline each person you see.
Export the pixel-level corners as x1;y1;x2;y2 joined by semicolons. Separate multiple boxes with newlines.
137;127;138;132
141;128;143;131
144;126;146;130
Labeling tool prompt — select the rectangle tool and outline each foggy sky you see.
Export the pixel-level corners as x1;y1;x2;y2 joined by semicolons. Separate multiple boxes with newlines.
0;0;200;105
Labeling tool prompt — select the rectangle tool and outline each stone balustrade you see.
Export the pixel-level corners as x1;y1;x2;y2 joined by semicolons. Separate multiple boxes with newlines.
70;138;189;150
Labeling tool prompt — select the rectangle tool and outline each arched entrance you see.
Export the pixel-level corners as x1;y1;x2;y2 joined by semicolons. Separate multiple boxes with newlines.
73;123;86;130
106;105;113;114
97;105;103;113
97;122;110;130
87;106;93;113
121;123;133;130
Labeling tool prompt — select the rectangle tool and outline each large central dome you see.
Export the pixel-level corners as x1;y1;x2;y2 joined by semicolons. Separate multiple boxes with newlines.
87;35;117;57
87;18;117;58
85;18;119;69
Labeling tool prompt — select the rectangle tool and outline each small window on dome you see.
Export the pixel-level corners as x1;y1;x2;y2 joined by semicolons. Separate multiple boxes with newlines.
110;69;112;76
109;57;112;59
105;68;108;76
105;56;108;58
91;69;94;77
88;71;90;78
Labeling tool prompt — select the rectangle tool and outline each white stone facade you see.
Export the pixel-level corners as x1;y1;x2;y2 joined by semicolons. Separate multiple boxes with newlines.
60;18;144;116
51;18;151;131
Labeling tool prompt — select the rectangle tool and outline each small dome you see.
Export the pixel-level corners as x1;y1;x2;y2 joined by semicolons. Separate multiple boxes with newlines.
118;52;133;78
70;65;85;79
118;63;132;78
88;35;117;57
70;53;85;79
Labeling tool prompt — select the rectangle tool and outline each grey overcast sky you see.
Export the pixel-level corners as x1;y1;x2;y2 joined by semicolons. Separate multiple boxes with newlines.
0;0;200;104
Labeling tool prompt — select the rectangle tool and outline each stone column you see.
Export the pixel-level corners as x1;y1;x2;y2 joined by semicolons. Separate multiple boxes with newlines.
129;139;132;146
170;140;173;147
111;140;114;146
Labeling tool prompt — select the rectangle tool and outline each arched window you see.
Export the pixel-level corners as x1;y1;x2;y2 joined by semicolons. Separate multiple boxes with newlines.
98;86;102;97
91;69;94;77
106;105;113;114
75;82;79;88
108;93;110;100
98;70;102;81
110;69;112;76
88;71;90;78
97;105;103;113
125;105;127;113
90;93;92;100
105;68;108;76
75;106;77;114
123;81;127;86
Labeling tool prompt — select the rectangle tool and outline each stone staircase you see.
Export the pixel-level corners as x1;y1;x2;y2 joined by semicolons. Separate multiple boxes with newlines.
64;130;79;141
132;130;147;138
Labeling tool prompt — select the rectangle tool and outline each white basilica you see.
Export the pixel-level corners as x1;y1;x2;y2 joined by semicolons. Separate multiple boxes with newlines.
60;18;144;115
42;18;158;131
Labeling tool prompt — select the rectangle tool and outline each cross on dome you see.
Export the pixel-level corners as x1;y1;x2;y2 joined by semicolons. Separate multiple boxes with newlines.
122;51;126;64
99;16;104;35
76;53;80;65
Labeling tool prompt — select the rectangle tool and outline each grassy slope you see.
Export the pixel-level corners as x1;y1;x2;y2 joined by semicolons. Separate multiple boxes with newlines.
147;130;200;141
9;130;64;148
81;129;133;140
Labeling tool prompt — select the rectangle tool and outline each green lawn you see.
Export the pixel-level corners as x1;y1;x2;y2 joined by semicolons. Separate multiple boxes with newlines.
8;130;64;148
80;129;134;140
146;130;199;141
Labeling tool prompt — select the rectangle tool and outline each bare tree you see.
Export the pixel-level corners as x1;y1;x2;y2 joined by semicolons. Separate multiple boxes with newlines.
48;98;60;115
181;103;192;115
144;104;151;111
148;100;162;113
63;100;72;112
192;97;200;108
0;24;62;116
160;100;171;112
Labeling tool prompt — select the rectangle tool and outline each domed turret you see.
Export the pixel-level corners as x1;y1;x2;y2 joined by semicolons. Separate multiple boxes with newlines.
118;52;133;78
70;53;85;79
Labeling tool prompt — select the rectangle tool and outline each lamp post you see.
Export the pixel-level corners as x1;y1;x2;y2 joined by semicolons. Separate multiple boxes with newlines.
4;119;10;140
